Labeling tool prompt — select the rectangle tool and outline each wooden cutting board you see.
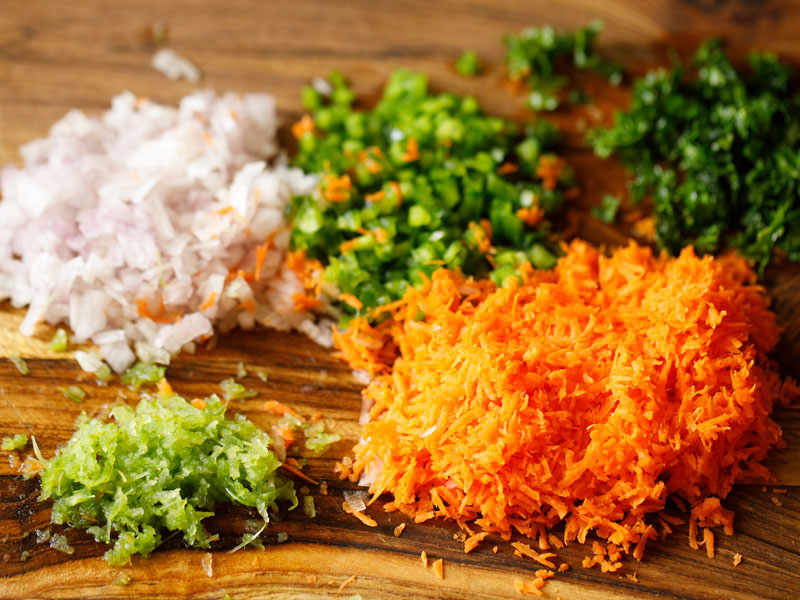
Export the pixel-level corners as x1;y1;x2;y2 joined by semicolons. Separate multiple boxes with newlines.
1;1;799;598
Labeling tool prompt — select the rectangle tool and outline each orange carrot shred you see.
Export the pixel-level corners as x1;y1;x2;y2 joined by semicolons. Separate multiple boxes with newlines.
420;550;428;568
464;531;488;553
199;292;217;311
732;553;743;567
292;114;314;139
335;239;797;567
394;523;406;537
191;398;207;410
703;528;715;559
339;293;364;311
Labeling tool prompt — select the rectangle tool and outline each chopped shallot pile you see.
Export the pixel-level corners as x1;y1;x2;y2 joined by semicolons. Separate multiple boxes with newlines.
0;90;334;372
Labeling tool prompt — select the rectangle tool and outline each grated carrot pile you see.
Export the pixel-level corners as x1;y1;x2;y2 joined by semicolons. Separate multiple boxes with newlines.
334;240;797;562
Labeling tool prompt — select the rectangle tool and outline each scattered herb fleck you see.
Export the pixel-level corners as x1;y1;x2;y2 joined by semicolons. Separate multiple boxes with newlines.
591;194;621;224
9;354;30;375
120;361;166;390
505;21;622;112
219;378;258;401
455;50;480;76
57;385;86;404
292;69;573;319
2;433;28;451
35;528;51;544
50;329;69;352
49;533;74;555
303;495;317;518
94;363;114;384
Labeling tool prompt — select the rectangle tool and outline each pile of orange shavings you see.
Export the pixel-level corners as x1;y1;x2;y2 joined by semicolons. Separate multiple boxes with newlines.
334;240;797;566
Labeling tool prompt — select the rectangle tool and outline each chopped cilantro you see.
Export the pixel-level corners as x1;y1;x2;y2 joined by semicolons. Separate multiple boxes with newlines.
35;393;296;565
504;21;622;112
50;328;69;352
591;194;621;224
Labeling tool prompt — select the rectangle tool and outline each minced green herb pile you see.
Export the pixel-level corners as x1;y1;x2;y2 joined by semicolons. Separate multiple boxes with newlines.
291;68;576;319
590;40;800;268
504;21;622;111
33;393;296;565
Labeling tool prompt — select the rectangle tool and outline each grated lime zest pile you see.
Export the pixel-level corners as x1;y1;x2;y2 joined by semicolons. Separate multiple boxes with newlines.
34;392;297;565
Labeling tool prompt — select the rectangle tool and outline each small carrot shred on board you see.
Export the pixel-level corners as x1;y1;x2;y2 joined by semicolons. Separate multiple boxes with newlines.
733;553;743;567
464;531;489;553
335;240;798;566
431;558;444;579
394;523;406;537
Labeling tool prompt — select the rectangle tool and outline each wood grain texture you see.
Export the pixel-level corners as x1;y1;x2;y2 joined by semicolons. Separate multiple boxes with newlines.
1;1;799;598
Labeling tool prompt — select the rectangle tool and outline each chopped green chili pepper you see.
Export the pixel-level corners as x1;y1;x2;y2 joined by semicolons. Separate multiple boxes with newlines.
589;39;800;269
291;69;575;320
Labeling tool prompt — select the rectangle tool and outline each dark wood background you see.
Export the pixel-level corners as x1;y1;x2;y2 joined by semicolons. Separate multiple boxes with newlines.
1;1;799;598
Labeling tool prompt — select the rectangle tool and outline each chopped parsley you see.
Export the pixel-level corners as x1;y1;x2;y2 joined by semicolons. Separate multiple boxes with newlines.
590;39;800;269
2;433;28;451
504;21;622;111
219;378;258;401
34;393;296;565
